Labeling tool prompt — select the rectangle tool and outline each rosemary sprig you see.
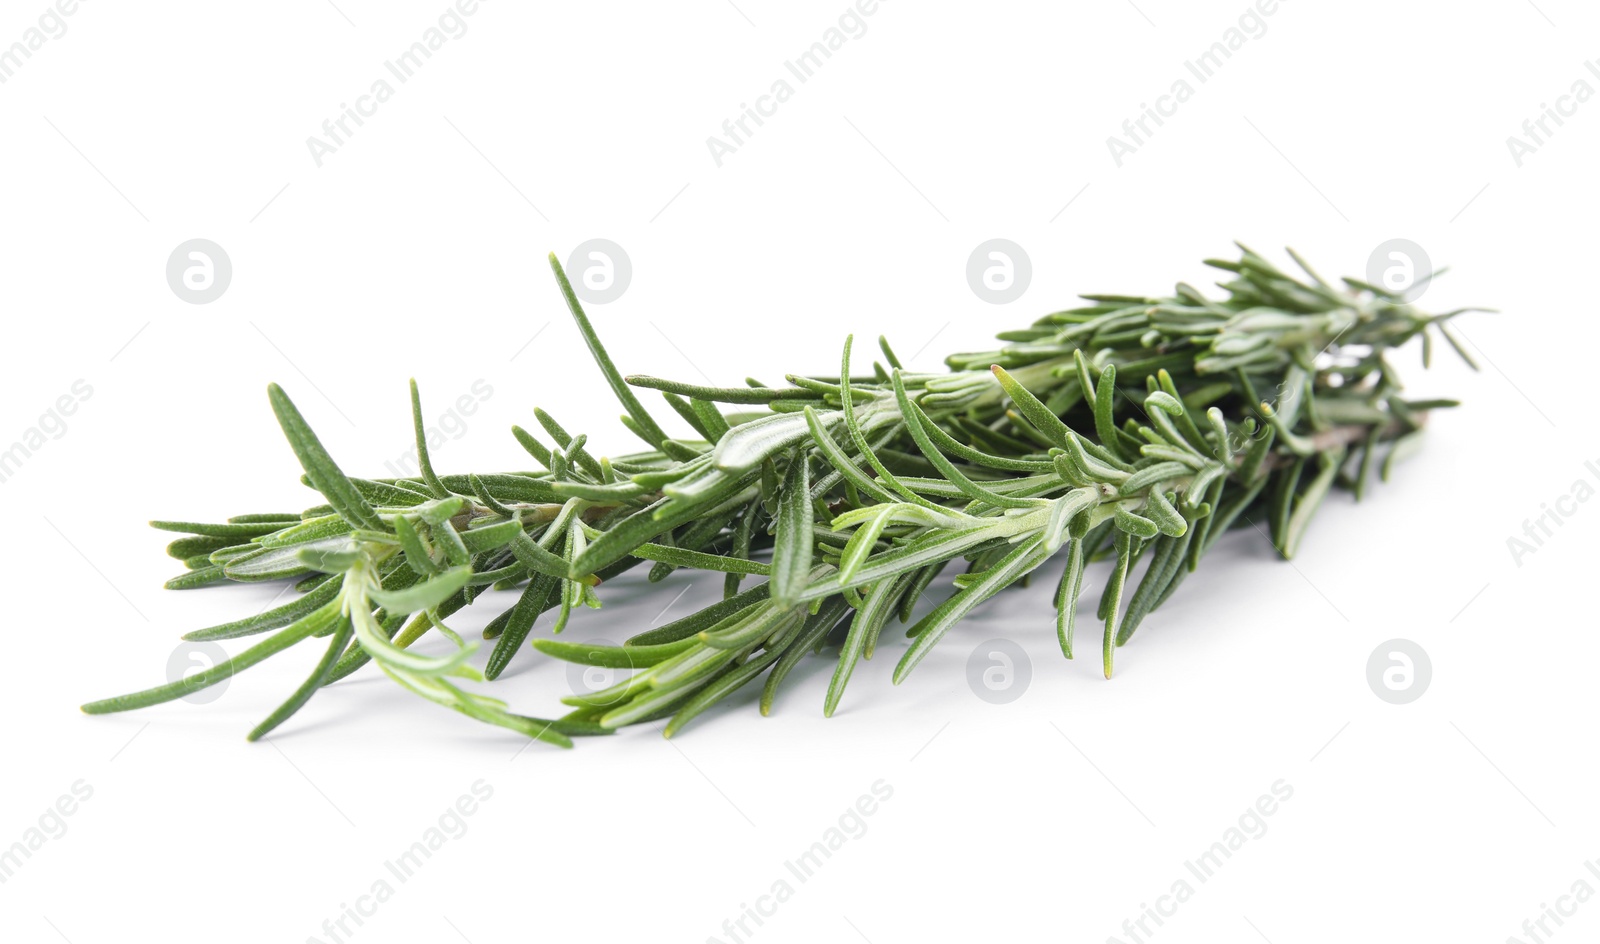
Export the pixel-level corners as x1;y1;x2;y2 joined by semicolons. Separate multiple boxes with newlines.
84;245;1479;745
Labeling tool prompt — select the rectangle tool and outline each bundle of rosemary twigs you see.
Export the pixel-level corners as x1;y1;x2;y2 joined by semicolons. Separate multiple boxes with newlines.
84;245;1478;746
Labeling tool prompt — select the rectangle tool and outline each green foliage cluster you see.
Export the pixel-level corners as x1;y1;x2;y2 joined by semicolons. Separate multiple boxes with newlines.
85;246;1478;745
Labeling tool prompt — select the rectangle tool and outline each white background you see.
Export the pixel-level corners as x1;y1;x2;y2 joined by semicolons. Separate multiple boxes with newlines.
1;1;1596;942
